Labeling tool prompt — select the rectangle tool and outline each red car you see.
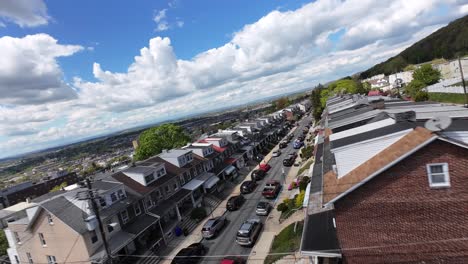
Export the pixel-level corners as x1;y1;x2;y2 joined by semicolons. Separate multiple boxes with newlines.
221;257;246;264
259;163;271;172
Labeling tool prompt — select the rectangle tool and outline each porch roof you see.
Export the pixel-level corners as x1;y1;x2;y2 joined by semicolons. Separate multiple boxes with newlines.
124;214;159;236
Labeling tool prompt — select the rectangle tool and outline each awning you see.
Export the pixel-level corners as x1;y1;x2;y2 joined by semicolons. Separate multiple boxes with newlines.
204;176;220;189
183;179;204;191
224;165;236;175
124;214;159;236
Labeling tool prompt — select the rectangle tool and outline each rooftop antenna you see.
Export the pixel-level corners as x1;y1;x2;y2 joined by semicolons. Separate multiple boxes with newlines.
424;116;452;132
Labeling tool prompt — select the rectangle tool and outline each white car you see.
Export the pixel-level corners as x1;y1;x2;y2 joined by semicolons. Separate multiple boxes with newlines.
272;150;281;157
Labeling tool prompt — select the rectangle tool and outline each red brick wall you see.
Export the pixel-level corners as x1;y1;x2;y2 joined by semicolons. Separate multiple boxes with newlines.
333;140;468;264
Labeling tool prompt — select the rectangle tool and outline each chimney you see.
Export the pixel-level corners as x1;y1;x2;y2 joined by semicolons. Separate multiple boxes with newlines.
26;197;31;203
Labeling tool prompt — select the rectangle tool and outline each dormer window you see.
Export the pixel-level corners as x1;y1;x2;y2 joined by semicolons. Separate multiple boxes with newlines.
117;189;126;200
47;214;54;225
427;163;450;188
186;154;193;162
110;193;118;202
144;173;155;185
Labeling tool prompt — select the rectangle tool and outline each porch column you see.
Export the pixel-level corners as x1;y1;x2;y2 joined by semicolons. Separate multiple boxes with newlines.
190;193;196;207
175;205;182;221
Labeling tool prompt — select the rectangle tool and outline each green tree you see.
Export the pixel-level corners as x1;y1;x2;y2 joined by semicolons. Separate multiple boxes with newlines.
405;79;426;98
275;97;290;110
413;64;441;86
0;230;7;255
134;124;191;161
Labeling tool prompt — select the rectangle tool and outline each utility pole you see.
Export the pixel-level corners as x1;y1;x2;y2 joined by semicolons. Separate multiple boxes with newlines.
458;56;467;108
85;178;113;264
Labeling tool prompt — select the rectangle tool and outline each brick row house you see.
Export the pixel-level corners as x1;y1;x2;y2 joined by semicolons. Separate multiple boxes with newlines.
301;94;468;264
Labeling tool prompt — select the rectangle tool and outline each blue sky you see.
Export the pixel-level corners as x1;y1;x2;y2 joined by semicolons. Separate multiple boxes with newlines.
0;0;467;158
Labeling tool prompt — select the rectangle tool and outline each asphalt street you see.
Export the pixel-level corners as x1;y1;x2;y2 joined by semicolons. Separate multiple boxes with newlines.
200;115;311;263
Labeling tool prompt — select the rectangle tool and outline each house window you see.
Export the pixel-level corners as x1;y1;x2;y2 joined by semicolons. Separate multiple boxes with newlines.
110;192;118;202
179;175;185;185
155;190;162;199
173;183;178;191
27;252;33;264
120;210;129;224
39;233;46;246
144;173;155;184
14;231;21;244
107;219;114;233
117;190;126;199
165;185;170;194
99;197;107;207
134;203;142;216
47;214;54;225
426;163;450;188
46;255;57;264
145;196;154;209
90;230;98;243
14;255;19;264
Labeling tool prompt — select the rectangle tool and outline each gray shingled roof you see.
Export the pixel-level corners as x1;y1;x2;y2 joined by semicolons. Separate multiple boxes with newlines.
41;196;89;234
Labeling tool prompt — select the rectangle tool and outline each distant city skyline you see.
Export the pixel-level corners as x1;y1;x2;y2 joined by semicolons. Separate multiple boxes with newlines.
0;0;467;158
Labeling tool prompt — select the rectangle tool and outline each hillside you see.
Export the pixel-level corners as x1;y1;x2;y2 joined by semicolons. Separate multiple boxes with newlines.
360;14;468;79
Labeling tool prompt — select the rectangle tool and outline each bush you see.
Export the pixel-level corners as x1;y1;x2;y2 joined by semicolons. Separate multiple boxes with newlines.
414;91;429;102
299;176;310;191
277;203;289;213
190;207;207;221
295;191;305;208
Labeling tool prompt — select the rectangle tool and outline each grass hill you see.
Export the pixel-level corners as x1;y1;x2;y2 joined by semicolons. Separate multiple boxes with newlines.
360;14;468;79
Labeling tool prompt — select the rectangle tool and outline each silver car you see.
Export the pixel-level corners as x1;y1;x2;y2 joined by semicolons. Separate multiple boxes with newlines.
236;219;262;246
256;201;272;216
201;216;226;239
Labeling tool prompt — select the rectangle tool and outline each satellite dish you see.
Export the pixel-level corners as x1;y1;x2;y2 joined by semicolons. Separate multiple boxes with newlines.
425;116;452;132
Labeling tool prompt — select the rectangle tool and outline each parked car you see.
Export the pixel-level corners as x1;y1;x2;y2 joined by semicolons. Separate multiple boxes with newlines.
259;163;271;172
262;180;281;199
172;243;207;264
272;150;281;157
297;135;305;142
288;152;298;159
287;134;294;141
251;169;266;181
226;195;245;211
202;216;227;239
293;140;304;149
241;181;257;194
279;141;288;148
220;257;246;264
283;156;294;167
256;201;272;216
236;219;263;247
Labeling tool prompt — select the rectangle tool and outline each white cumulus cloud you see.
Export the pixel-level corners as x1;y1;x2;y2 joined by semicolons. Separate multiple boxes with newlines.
1;0;467;158
0;0;50;27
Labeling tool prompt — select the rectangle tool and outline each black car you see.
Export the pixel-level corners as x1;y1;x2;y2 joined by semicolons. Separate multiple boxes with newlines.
241;180;257;194
226;195;245;211
297;136;304;142
279;141;288;148
251;169;266;181
283;156;294;167
172;243;207;264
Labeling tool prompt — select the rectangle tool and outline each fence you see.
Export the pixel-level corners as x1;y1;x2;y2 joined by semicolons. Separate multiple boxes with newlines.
426;77;466;94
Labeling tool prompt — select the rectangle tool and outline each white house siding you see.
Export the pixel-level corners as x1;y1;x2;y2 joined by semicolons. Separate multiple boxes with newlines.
442;131;468;144
333;130;411;178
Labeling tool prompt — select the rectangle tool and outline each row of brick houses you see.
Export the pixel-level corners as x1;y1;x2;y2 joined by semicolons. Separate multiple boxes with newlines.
301;95;468;263
3;107;301;264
